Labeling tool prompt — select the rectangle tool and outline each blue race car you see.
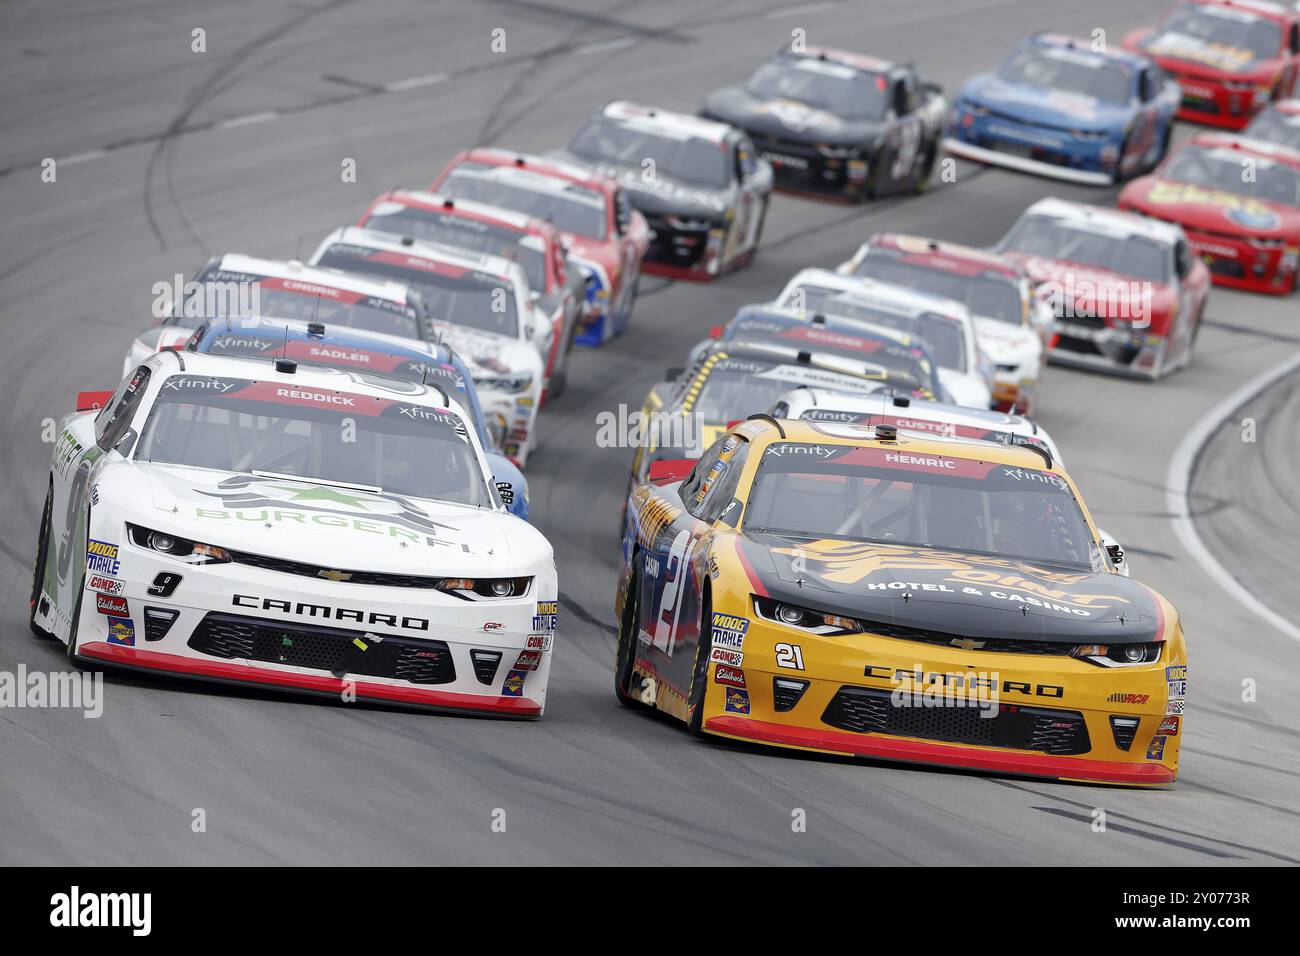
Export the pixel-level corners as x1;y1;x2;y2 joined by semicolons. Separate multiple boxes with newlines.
183;317;530;520
945;32;1181;185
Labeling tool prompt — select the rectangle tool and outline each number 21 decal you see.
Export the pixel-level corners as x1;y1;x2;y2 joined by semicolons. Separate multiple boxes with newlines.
775;643;805;670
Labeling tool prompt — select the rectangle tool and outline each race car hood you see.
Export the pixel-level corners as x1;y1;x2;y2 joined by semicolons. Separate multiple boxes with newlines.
703;87;887;149
129;462;546;573
736;534;1164;644
959;72;1129;135
973;316;1041;366
550;152;730;219
431;322;542;378
1005;252;1178;332
937;368;992;409
1127;26;1280;79
1121;176;1300;241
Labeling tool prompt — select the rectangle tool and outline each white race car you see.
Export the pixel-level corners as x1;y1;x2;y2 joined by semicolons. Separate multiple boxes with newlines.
765;385;1131;575
30;351;557;716
836;233;1052;414
773;268;996;409
124;253;430;377
309;227;547;468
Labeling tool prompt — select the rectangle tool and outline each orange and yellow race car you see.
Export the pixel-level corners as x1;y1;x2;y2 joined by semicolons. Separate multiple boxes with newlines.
613;416;1185;786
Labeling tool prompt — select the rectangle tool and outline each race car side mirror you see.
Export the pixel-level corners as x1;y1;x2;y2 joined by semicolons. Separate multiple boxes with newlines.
76;390;115;412
647;458;695;484
709;325;723;339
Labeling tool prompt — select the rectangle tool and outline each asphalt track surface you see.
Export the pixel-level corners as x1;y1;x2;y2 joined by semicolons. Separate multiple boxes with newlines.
1;0;1298;865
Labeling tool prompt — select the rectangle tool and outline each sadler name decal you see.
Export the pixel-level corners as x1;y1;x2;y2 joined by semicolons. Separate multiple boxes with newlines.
769;540;1132;616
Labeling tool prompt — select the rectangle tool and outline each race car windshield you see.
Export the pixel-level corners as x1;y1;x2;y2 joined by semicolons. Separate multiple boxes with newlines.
1161;145;1300;207
1151;5;1281;63
745;59;888;120
1000;216;1171;283
1244;111;1300;150
787;286;968;371
852;256;1024;326
442;167;607;239
693;363;901;423
567;118;730;189
314;248;519;339
996;48;1131;104
744;445;1097;570
167;280;423;338
360;206;549;291
135;377;491;507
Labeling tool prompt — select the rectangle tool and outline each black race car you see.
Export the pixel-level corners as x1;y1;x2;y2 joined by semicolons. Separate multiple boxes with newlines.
700;45;948;201
554;101;773;280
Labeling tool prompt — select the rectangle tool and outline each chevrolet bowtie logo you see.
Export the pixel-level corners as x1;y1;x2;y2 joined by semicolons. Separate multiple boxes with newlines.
317;569;352;582
950;638;986;650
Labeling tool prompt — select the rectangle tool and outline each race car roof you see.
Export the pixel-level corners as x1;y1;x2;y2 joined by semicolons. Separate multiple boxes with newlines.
1022;197;1186;245
211;253;416;305
782;267;972;320
601;100;735;144
729;304;921;352
783;46;895;75
190;315;441;363
1030;31;1149;67
312;226;529;288
373;189;550;235
451;147;611;191
1187;0;1295;23
866;233;1024;279
744;416;1057;472
777;385;1029;427
145;348;468;415
1186;131;1300;167
700;337;921;385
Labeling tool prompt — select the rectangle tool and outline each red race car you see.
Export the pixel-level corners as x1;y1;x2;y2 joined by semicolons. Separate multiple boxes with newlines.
997;198;1211;381
1245;95;1300;147
358;189;584;398
431;148;649;346
1119;132;1300;293
1124;0;1300;130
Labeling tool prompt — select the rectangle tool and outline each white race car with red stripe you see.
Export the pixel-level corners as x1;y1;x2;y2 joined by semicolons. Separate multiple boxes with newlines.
124;254;431;376
30;351;557;716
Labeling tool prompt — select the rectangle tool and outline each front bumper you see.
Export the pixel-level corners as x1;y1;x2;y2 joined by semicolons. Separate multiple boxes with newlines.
1184;229;1298;295
641;213;723;279
751;135;867;199
944;135;1113;186
1047;320;1167;380
697;617;1182;786
74;550;555;717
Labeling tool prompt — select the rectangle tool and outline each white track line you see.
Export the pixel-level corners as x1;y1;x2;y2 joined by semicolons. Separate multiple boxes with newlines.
218;110;278;129
1166;347;1300;643
384;72;448;92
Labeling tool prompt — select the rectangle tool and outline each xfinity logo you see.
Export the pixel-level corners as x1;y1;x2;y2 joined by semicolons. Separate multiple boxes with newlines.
232;594;429;631
163;377;235;392
50;886;151;936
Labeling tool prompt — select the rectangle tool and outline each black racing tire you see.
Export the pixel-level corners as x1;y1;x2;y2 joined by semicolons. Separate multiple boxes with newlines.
863;148;887;201
28;482;55;639
613;562;645;708
912;141;938;194
685;585;712;736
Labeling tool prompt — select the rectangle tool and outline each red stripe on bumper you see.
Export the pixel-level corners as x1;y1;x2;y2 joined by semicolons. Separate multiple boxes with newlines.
79;642;541;716
704;716;1174;785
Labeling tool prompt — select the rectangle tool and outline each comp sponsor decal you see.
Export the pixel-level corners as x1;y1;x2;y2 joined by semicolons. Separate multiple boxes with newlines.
709;646;743;667
85;574;124;597
532;600;558;632
710;612;749;650
526;633;553;651
86;539;120;576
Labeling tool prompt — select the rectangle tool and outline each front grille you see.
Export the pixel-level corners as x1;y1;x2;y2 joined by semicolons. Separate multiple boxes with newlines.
226;549;444;589
855;618;1076;656
189;613;455;684
822;685;1090;755
642;213;709;269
